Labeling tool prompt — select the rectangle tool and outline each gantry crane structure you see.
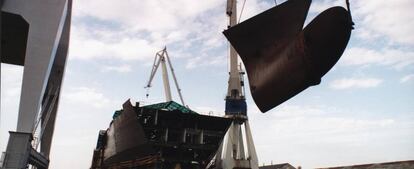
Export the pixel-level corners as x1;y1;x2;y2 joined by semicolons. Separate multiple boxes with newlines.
1;0;72;168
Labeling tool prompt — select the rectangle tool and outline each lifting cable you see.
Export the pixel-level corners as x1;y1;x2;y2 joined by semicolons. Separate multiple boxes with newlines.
238;0;247;23
345;0;355;28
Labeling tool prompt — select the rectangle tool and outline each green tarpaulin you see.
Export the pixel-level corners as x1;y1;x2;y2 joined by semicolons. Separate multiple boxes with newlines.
143;101;197;114
112;101;197;120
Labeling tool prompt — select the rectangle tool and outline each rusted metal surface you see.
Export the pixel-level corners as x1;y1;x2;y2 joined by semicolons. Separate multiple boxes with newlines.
223;0;353;112
103;100;152;165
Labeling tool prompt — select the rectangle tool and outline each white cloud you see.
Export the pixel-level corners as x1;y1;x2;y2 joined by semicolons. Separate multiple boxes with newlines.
100;64;132;73
69;26;159;61
62;87;111;108
70;0;228;62
400;74;414;83
307;0;414;46
48;86;119;169
1;64;23;99
69;0;277;69
261;104;395;137
329;77;383;90
186;55;226;69
73;0;223;32
1;64;24;157
308;0;345;14
233;101;414;167
353;0;414;46
237;0;273;22
249;103;414;168
340;47;414;70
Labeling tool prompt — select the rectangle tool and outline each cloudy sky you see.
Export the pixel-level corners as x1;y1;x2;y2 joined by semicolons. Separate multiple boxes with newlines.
1;0;414;168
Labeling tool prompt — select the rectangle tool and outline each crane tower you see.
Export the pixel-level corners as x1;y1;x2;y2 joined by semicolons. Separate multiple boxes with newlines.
214;0;259;169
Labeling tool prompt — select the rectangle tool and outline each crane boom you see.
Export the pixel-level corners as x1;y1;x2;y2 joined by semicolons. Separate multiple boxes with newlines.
160;51;173;102
164;51;186;106
146;49;164;89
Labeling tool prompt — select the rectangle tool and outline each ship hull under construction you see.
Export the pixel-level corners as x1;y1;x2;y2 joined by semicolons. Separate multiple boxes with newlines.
91;100;232;169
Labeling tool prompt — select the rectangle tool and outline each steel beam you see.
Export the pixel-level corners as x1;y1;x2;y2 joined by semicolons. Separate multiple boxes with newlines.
2;0;69;133
40;0;71;156
1;0;72;168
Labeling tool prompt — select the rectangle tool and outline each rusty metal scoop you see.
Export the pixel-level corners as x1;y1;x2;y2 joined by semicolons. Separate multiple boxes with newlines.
223;0;353;112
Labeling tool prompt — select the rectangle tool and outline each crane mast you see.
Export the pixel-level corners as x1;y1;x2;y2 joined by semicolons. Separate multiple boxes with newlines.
225;0;247;116
160;52;173;102
213;1;259;169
